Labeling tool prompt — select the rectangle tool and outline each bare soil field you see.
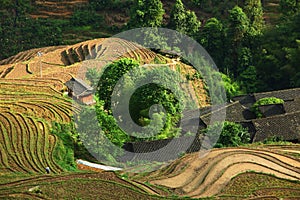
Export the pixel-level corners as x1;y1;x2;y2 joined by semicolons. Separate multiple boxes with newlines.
0;145;299;199
128;145;300;199
0;172;162;200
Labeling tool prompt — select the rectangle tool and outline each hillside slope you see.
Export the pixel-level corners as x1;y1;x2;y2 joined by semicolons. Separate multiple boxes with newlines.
0;38;209;173
0;38;209;107
0;79;73;173
129;145;300;198
30;0;89;19
28;0;281;25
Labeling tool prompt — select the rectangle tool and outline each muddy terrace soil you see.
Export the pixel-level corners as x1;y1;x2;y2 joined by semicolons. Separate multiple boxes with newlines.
127;145;300;199
0;145;300;199
0;172;162;200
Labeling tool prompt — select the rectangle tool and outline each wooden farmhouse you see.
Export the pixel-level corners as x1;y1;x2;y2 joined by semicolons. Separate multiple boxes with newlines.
65;77;96;105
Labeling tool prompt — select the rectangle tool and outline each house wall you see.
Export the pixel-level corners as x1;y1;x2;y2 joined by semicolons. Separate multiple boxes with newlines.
79;95;94;104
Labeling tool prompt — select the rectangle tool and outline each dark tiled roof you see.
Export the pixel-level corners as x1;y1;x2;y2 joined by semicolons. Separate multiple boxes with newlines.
65;77;93;97
200;101;253;125
252;111;300;142
119;88;300;158
232;94;255;108
254;88;300;101
120;136;199;162
258;104;285;117
284;98;300;114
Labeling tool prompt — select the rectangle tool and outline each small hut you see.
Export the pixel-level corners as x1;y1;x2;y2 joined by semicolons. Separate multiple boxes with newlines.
65;77;96;105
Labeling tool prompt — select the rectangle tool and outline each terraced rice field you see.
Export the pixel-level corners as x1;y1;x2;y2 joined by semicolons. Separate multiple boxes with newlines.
1;145;299;199
0;38;209;106
0;79;74;173
129;145;300;199
0;38;158;82
30;0;89;19
0;172;164;200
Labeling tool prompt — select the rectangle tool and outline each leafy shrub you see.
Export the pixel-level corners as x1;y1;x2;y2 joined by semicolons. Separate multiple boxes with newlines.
86;67;102;88
51;122;77;171
77;102;125;164
251;97;284;118
204;121;250;148
263;136;284;144
221;73;242;100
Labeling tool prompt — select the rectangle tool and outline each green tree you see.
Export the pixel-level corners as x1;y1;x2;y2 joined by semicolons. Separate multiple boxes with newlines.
98;58;140;109
185;10;201;36
86;67;101;88
255;12;300;91
128;0;165;28
51;122;77;171
284;40;300;87
205;121;250;148
221;73;242;100
128;67;187;140
227;6;250;44
169;0;200;36
237;47;253;74
200;17;225;71
243;0;264;61
226;6;250;77
96;59;187;144
244;0;264;35
169;0;187;33
70;6;99;26
130;68;185;118
95;100;130;146
77;103;125;164
279;0;300;15
238;65;258;93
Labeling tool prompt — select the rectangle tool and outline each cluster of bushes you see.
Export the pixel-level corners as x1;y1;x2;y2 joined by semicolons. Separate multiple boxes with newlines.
50;122;78;171
204;121;250;148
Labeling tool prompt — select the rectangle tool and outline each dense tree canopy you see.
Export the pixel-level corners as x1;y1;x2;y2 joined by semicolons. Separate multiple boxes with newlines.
226;6;250;77
98;58;140;109
244;0;264;35
205;121;250;148
200;18;225;71
169;0;200;36
279;0;300;15
0;0;63;60
255;12;300;91
128;0;165;28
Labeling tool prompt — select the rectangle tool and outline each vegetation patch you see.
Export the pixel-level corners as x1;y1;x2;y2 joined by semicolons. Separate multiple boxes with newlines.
204;121;250;148
50;122;77;171
220;172;300;198
251;97;284;118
